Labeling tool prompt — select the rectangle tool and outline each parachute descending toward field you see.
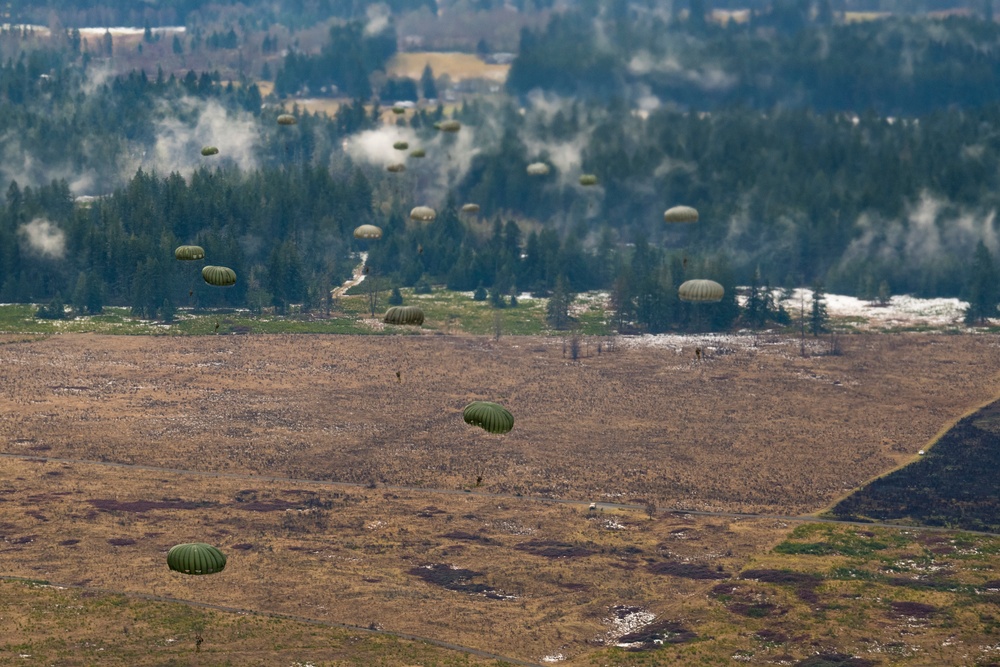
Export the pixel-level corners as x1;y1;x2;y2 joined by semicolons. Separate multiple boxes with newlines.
201;146;219;157
460;203;480;214
579;174;598;186
527;162;550;176
167;543;227;575
678;279;724;303
410;206;437;222
202;266;237;287
383;305;425;326
277;114;297;126
393;141;409;151
410;148;426;158
175;245;205;261
354;224;383;240
437;119;461;132
387;163;406;173
463;401;514;434
664;206;699;223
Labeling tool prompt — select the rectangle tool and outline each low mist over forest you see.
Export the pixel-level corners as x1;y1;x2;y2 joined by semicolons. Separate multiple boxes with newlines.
2;0;1000;330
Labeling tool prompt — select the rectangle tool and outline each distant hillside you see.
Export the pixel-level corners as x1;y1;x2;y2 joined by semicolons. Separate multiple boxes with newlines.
508;14;1000;116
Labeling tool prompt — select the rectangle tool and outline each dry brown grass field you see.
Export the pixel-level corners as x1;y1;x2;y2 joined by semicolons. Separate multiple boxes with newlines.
386;53;510;83
1;334;999;514
2;333;1000;665
1;455;999;665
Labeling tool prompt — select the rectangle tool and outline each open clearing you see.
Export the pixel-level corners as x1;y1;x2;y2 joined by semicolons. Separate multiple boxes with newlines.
1;455;998;665
2;332;1000;664
386;52;510;83
2;334;999;514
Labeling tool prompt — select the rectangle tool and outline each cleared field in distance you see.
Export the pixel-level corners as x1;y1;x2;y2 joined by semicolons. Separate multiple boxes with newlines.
2;333;999;515
386;52;510;83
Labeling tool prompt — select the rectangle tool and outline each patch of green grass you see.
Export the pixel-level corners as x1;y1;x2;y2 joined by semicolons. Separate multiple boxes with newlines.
339;287;615;337
0;580;499;666
0;305;373;336
775;523;910;557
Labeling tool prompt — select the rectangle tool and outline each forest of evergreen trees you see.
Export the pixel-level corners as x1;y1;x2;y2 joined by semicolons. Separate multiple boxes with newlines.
0;11;999;331
274;23;398;99
508;14;1000;115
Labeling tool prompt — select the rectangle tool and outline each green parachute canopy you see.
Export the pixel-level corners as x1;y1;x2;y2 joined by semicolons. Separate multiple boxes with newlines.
526;162;550;176
678;279;724;303
202;265;237;287
438;119;461;132
201;146;219;156
463;401;514;434
664;206;699;223
167;543;227;575
393;140;409;150
174;245;205;261
460;203;480;214
383;305;425;326
391;105;406;114
354;224;383;240
410;148;426;158
277;114;298;126
387;163;406;173
579;174;598;186
410;206;437;222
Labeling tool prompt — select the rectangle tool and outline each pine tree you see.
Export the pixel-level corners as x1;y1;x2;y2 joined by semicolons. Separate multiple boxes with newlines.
964;241;999;325
809;283;829;336
420;64;438;100
546;275;574;329
744;267;766;329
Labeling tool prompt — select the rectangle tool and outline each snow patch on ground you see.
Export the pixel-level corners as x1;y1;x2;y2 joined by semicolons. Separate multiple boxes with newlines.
601;606;656;646
777;288;967;330
617;290;973;349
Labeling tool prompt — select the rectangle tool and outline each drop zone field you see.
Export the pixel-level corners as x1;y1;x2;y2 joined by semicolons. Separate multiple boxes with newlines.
1;333;1000;665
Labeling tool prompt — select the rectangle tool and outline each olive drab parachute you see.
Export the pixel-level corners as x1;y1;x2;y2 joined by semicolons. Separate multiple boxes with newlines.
393;141;409;150
391;105;406;114
383;305;425;326
410;148;426;158
353;224;383;240
463;401;514;434
387;163;406;173
410;206;437;222
167;543;227;575
175;245;205;261
201;146;219;156
277;114;297;126
202;266;237;287
460;203;480;214
664;206;699;223
437;120;461;132
579;174;598;186
527;162;550;176
678;279;724;303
